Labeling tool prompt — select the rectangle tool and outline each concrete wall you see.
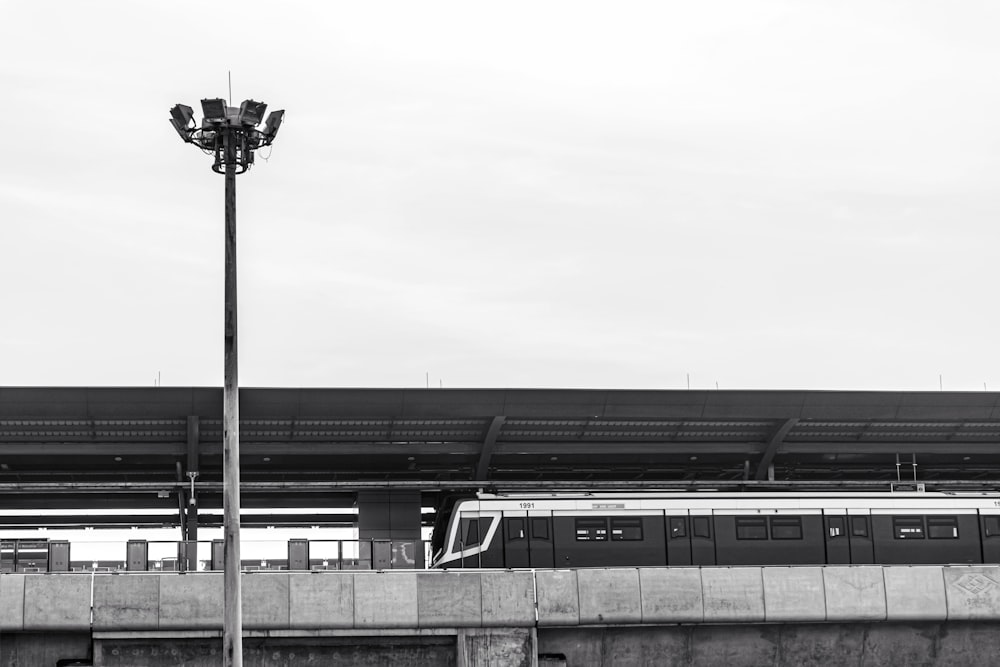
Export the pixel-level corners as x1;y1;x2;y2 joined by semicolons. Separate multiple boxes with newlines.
538;622;1000;667
537;565;1000;626
5;565;1000;633
6;566;1000;665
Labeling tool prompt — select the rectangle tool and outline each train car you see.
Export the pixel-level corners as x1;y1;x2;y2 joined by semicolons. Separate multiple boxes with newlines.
430;491;1000;568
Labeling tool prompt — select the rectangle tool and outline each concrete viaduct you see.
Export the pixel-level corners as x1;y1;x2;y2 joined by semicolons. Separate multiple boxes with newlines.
4;564;1000;665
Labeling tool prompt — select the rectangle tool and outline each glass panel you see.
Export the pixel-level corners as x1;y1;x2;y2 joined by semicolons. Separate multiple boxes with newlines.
575;518;608;541
827;516;846;538
610;517;643;541
669;517;687;538
461;519;481;548
735;517;767;540
507;518;525;541
531;517;550;540
893;516;925;539
927;516;959;539
851;516;869;538
693;517;711;539
771;517;803;540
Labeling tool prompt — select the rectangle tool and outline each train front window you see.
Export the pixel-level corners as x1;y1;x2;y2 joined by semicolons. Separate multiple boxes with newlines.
463;519;479;547
458;517;494;549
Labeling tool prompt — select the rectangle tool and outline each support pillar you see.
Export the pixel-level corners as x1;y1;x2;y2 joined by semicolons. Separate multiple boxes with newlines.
358;490;423;569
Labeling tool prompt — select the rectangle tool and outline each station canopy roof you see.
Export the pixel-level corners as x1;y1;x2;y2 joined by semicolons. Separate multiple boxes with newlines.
1;387;999;527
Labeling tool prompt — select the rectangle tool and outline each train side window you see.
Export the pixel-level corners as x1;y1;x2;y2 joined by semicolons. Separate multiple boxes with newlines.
669;517;687;538
827;516;846;538
893;516;925;539
531;518;550;540
735;517;767;540
851;516;869;538
985;516;1000;537
927;516;959;539
692;517;711;539
771;516;803;540
610;517;643;541
507;518;525;541
575;518;608;541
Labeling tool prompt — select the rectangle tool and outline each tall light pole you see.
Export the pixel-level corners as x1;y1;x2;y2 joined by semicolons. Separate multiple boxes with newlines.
169;98;284;667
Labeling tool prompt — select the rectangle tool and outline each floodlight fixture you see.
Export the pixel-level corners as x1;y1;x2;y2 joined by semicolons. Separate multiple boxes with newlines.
238;99;267;126
262;110;285;145
170;95;283;174
169;104;195;142
201;98;228;121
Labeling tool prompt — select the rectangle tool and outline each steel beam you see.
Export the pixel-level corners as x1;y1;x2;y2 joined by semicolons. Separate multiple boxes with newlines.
474;416;506;481
754;418;798;480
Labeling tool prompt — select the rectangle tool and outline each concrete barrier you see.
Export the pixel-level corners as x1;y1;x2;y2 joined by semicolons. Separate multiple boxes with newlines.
354;571;419;628
822;566;886;622
639;567;703;623
0;573;26;631
418;571;483;627
762;567;826;622
288;571;354;628
577;568;642;624
943;565;1000;620
10;564;1000;637
93;573;159;630
22;573;91;631
243;572;290;630
480;570;535;627
157;573;223;630
701;567;765;623
883;566;947;621
535;570;579;626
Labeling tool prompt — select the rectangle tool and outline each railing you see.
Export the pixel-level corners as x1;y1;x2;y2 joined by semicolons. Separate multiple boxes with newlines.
0;538;432;573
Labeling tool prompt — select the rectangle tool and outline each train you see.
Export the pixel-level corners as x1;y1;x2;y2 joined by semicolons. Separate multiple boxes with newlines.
5;490;1000;572
430;491;1000;568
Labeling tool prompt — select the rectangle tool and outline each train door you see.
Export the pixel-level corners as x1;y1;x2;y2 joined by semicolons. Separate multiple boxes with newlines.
847;510;874;563
981;512;1000;563
666;515;692;565
691;511;716;565
824;513;851;564
503;512;530;567
528;512;555;567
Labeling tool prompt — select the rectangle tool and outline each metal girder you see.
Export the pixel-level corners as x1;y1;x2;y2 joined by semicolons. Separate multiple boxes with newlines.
474;416;506;481
0;478;995;494
754;418;799;480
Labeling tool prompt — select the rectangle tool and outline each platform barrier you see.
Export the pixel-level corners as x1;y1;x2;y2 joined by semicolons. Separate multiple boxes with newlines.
2;565;1000;633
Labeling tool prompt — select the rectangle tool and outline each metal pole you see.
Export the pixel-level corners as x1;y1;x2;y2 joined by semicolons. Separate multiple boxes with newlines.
222;128;243;666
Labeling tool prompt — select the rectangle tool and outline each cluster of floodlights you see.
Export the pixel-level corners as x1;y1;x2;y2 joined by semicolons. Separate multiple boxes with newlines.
169;98;284;174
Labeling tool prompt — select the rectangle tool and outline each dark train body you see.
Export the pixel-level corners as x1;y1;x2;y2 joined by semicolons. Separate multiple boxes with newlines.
431;491;1000;568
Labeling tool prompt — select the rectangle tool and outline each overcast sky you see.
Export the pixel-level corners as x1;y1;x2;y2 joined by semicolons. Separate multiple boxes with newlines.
2;2;998;391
